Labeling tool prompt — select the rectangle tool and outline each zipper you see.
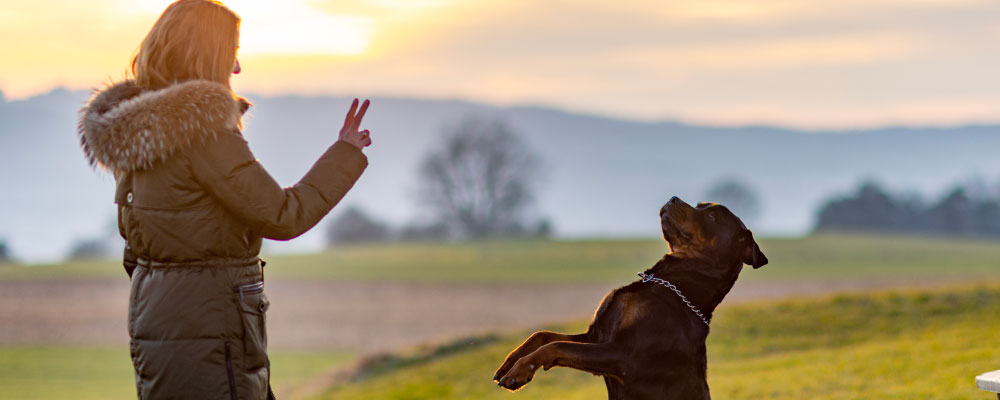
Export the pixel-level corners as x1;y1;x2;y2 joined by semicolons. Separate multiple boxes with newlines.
235;281;264;295
224;341;237;400
234;281;264;304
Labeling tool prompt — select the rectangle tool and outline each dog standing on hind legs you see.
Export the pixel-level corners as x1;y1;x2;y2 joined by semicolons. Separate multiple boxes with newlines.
493;196;768;399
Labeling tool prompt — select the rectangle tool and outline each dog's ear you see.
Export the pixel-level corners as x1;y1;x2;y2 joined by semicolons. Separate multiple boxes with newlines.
741;230;768;269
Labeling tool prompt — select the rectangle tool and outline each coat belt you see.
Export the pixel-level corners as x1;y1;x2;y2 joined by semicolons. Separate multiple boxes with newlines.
136;256;261;269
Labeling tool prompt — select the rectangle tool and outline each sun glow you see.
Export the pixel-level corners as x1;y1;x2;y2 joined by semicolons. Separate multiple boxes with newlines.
0;0;996;127
134;0;374;55
368;0;453;9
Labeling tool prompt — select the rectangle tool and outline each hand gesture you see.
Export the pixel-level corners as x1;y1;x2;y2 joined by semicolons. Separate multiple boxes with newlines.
339;98;372;149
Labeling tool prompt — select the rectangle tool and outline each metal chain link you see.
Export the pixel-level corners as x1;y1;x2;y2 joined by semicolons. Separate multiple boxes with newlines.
638;272;711;327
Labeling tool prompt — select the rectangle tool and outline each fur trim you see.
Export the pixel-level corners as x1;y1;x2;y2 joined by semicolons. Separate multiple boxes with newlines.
78;79;250;173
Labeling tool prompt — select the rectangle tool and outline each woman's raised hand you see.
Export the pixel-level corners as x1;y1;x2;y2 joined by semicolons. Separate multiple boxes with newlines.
339;98;372;149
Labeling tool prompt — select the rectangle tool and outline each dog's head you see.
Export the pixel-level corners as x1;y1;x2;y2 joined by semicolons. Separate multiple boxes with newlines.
659;196;768;269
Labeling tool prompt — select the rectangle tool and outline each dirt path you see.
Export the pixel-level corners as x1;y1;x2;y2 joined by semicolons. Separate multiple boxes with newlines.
0;278;970;352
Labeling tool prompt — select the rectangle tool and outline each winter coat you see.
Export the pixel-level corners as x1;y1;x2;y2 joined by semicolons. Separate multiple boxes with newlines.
78;79;367;399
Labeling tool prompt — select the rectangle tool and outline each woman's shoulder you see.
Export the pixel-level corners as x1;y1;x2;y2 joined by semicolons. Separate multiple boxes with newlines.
79;79;249;174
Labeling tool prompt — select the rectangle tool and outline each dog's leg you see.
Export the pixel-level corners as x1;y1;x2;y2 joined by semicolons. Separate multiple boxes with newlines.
498;341;626;391
493;331;586;382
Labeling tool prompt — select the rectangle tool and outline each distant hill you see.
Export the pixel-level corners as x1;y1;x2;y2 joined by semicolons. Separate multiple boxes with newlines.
2;87;999;262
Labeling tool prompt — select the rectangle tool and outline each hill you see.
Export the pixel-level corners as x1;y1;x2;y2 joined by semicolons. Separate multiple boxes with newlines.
2;88;999;261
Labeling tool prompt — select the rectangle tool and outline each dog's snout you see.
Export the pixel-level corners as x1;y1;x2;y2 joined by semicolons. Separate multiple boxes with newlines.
662;197;681;217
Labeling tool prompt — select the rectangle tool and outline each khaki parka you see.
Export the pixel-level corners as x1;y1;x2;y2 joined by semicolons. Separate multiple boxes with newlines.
79;79;367;399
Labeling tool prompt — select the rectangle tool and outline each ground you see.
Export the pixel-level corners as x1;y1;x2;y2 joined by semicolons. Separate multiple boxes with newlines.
0;277;968;351
1;234;999;399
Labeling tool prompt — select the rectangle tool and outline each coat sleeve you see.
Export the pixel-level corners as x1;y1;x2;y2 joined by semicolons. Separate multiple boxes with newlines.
187;130;368;240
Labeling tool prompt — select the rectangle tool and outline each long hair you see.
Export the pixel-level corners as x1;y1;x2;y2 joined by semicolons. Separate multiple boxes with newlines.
131;0;240;90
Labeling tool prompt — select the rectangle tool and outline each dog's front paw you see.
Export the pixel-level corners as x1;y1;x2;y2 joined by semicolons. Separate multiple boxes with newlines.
493;354;520;383
497;358;539;392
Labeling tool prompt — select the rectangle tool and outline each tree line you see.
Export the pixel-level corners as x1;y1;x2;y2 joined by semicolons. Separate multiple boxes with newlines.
815;180;1000;237
53;116;1000;261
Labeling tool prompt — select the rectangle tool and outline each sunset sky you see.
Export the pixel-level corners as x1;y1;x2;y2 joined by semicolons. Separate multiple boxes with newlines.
1;0;998;128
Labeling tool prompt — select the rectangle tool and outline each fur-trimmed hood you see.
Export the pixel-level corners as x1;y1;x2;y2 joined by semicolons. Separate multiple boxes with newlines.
78;79;250;174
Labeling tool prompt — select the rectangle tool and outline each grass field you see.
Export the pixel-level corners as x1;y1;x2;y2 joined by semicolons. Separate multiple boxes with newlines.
2;233;999;399
0;346;353;400
312;284;1000;400
3;233;1000;283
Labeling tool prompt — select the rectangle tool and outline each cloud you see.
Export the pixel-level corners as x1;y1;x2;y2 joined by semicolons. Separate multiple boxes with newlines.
611;33;921;72
3;0;1000;127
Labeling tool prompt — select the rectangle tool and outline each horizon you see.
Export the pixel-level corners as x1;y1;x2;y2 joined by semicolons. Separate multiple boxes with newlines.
2;0;998;129
6;84;1000;133
5;85;1000;263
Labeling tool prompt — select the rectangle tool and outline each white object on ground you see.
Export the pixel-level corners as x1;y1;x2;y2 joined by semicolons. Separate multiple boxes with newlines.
977;370;1000;393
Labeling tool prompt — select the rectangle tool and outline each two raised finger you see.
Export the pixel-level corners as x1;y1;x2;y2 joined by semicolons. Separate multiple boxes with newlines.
343;98;370;132
343;98;359;130
353;99;370;131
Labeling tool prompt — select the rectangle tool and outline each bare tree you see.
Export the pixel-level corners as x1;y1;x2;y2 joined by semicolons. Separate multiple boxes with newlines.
326;206;390;245
417;116;544;238
704;178;762;225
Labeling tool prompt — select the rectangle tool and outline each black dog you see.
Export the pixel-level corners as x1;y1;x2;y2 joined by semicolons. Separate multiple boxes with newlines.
494;196;767;399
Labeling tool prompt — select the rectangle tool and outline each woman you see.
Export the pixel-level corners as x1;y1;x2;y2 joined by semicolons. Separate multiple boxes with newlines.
77;1;371;398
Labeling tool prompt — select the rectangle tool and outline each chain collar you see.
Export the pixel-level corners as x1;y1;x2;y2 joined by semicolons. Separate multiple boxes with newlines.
638;272;711;327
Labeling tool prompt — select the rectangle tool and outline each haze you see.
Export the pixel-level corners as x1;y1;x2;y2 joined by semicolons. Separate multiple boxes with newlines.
2;0;998;128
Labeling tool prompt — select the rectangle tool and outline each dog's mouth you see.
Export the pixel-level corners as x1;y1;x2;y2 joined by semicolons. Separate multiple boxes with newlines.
661;213;692;243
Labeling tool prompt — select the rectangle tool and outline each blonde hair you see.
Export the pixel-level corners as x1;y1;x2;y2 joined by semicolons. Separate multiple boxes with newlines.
131;0;240;90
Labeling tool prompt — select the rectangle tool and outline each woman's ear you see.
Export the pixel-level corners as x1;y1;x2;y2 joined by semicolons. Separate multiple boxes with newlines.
237;97;252;114
741;230;768;269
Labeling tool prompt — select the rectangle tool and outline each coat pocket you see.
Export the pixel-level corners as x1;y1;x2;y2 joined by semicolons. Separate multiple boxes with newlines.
235;281;270;371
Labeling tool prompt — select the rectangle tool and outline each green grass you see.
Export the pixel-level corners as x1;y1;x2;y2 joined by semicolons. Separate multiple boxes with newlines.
0;346;352;400
3;233;1000;283
312;284;1000;400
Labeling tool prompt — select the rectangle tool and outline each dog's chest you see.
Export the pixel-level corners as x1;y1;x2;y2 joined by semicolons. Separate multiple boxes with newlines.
589;292;629;343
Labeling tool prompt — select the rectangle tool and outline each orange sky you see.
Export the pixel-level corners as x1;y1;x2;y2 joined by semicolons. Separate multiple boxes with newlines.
1;0;998;128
